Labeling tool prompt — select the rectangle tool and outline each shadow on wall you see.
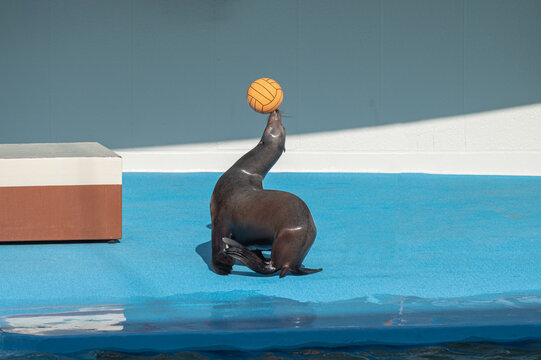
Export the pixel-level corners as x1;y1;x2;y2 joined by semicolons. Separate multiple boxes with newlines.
1;0;540;148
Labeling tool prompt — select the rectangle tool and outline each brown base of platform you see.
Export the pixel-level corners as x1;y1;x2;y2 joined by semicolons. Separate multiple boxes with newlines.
0;184;122;242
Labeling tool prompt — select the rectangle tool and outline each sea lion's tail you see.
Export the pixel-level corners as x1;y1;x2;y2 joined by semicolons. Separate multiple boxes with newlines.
222;237;277;275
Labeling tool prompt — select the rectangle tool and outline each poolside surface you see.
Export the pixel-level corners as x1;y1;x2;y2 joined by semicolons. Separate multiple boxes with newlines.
1;173;541;353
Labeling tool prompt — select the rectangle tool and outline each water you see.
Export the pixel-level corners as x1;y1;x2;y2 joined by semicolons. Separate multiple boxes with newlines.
2;343;541;360
2;294;541;359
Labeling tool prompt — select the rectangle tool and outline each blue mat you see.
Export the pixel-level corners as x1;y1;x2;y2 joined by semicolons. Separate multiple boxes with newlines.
1;173;540;353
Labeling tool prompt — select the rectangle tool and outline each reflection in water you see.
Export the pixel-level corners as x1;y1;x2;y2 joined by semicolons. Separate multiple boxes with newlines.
118;292;315;333
2;307;125;335
1;342;541;360
208;296;315;330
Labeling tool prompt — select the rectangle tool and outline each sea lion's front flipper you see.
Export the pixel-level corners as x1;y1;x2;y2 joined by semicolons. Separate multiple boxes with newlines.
291;267;323;275
222;237;277;275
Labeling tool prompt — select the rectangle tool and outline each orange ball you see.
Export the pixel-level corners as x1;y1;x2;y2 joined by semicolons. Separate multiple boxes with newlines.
246;78;283;113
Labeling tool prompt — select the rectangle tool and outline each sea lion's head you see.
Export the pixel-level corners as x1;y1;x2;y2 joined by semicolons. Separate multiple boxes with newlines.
260;110;285;152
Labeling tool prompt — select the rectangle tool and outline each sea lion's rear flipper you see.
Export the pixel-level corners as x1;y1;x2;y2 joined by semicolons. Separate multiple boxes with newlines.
222;237;277;275
279;266;322;278
254;250;268;261
291;267;323;275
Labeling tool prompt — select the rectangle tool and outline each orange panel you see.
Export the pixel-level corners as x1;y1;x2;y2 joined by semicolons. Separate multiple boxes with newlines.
0;185;122;241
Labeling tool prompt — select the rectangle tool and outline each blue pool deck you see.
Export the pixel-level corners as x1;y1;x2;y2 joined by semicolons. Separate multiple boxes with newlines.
1;173;540;354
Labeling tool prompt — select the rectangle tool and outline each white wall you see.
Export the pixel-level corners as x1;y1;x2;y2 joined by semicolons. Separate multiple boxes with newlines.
2;0;541;175
117;103;541;175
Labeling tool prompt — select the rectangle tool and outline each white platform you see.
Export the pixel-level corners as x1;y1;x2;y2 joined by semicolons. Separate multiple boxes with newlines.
0;143;122;187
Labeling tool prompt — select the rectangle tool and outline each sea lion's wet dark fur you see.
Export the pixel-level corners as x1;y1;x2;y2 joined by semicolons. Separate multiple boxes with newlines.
210;110;322;278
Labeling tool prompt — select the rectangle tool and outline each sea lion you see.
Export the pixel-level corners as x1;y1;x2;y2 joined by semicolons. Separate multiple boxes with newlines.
210;109;322;278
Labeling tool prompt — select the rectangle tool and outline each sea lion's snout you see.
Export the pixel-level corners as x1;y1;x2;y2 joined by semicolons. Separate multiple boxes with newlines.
267;109;281;123
263;109;285;145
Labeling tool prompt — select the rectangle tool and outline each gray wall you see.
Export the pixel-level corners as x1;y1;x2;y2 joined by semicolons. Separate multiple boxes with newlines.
1;0;540;149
